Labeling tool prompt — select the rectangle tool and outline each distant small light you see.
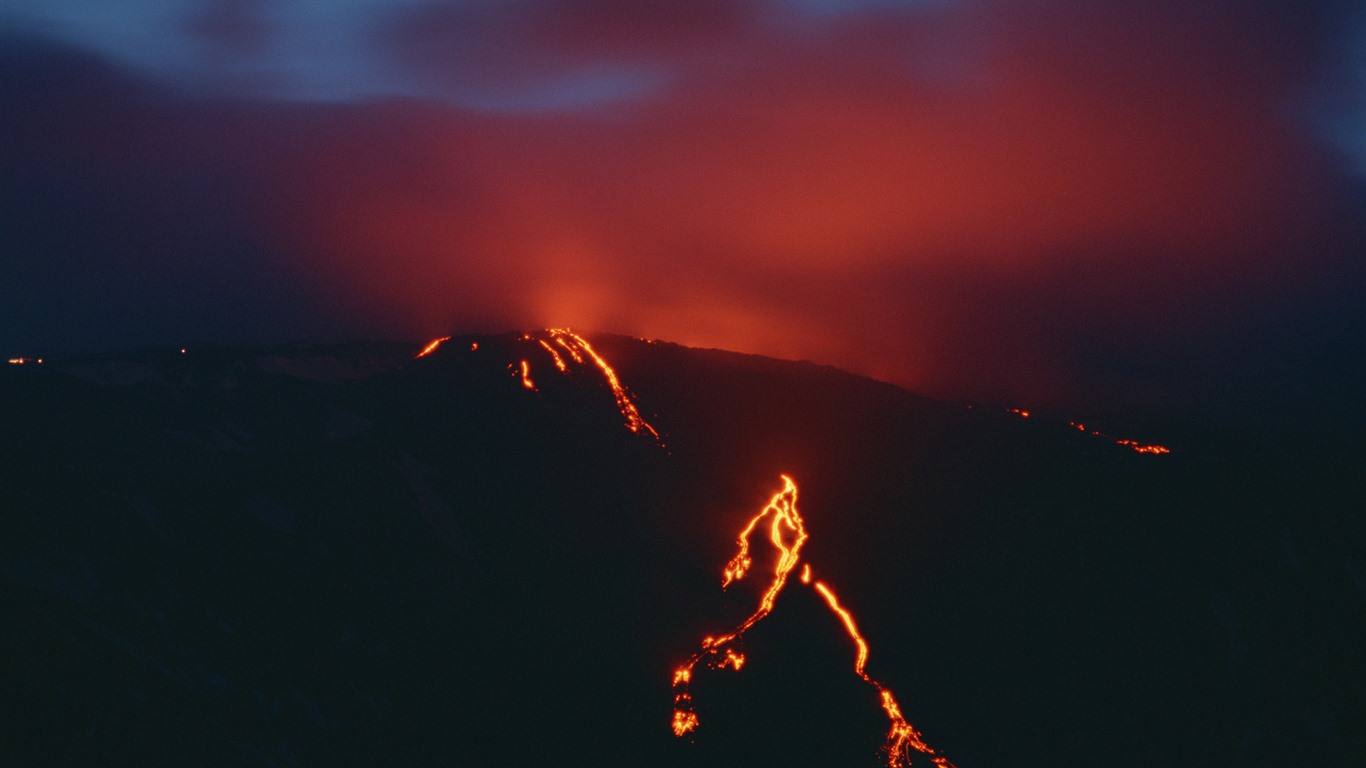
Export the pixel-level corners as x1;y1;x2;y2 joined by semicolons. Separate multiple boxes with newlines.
470;342;478;351
180;348;187;355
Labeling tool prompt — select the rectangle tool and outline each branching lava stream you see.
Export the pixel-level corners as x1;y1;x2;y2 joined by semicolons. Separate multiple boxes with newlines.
413;332;951;762
414;329;662;444
672;475;956;768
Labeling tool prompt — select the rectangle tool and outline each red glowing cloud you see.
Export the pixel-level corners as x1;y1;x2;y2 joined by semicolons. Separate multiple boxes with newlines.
254;0;1347;411
4;0;1363;420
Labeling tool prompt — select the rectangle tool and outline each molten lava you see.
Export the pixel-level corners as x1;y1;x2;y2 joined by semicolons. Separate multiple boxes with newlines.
518;329;662;443
1115;439;1170;454
412;331;953;760
416;336;451;358
410;329;661;444
1067;420;1171;454
538;339;569;372
547;329;660;441
671;475;956;767
1002;408;1169;454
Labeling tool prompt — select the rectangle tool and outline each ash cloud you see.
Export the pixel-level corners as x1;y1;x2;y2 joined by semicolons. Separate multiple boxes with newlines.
2;1;1363;428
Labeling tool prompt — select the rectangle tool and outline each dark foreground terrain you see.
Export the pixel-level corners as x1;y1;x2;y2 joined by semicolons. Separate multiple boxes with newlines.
2;333;1362;766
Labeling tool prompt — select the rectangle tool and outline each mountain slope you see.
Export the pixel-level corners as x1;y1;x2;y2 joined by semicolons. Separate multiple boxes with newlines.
2;333;1361;766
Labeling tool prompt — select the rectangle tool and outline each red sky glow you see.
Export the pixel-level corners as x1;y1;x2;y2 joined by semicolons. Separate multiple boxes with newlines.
3;0;1363;423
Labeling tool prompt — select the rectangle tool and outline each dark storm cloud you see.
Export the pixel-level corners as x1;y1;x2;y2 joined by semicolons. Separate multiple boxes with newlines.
2;1;1363;428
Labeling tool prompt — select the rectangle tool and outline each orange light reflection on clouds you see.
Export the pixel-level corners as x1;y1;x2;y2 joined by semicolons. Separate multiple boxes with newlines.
266;0;1329;412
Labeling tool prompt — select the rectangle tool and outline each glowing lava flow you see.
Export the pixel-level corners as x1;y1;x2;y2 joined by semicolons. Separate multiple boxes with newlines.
1115;439;1170;455
538;340;569;372
1001;407;1170;455
415;336;451;358
411;329;660;443
672;475;955;768
518;360;537;390
1066;420;1171;454
521;329;662;443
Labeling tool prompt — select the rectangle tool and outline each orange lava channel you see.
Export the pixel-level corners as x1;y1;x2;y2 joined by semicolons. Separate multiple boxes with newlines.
519;329;662;443
1002;407;1170;455
518;359;537;390
415;336;451;358
413;329;660;443
671;475;956;768
1067;420;1170;454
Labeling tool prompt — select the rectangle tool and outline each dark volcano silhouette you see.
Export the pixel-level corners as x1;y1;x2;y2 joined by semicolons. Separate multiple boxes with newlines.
2;333;1361;767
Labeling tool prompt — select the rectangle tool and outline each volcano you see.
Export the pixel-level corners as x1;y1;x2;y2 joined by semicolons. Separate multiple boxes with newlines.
2;332;1361;767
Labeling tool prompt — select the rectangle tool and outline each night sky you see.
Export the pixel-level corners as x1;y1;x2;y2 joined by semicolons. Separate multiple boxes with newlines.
4;0;1364;426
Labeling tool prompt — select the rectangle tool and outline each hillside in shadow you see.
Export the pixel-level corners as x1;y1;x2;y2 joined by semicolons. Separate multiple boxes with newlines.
2;333;1361;766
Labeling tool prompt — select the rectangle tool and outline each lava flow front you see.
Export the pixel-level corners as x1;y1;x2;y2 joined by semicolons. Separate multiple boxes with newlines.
672;475;955;768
